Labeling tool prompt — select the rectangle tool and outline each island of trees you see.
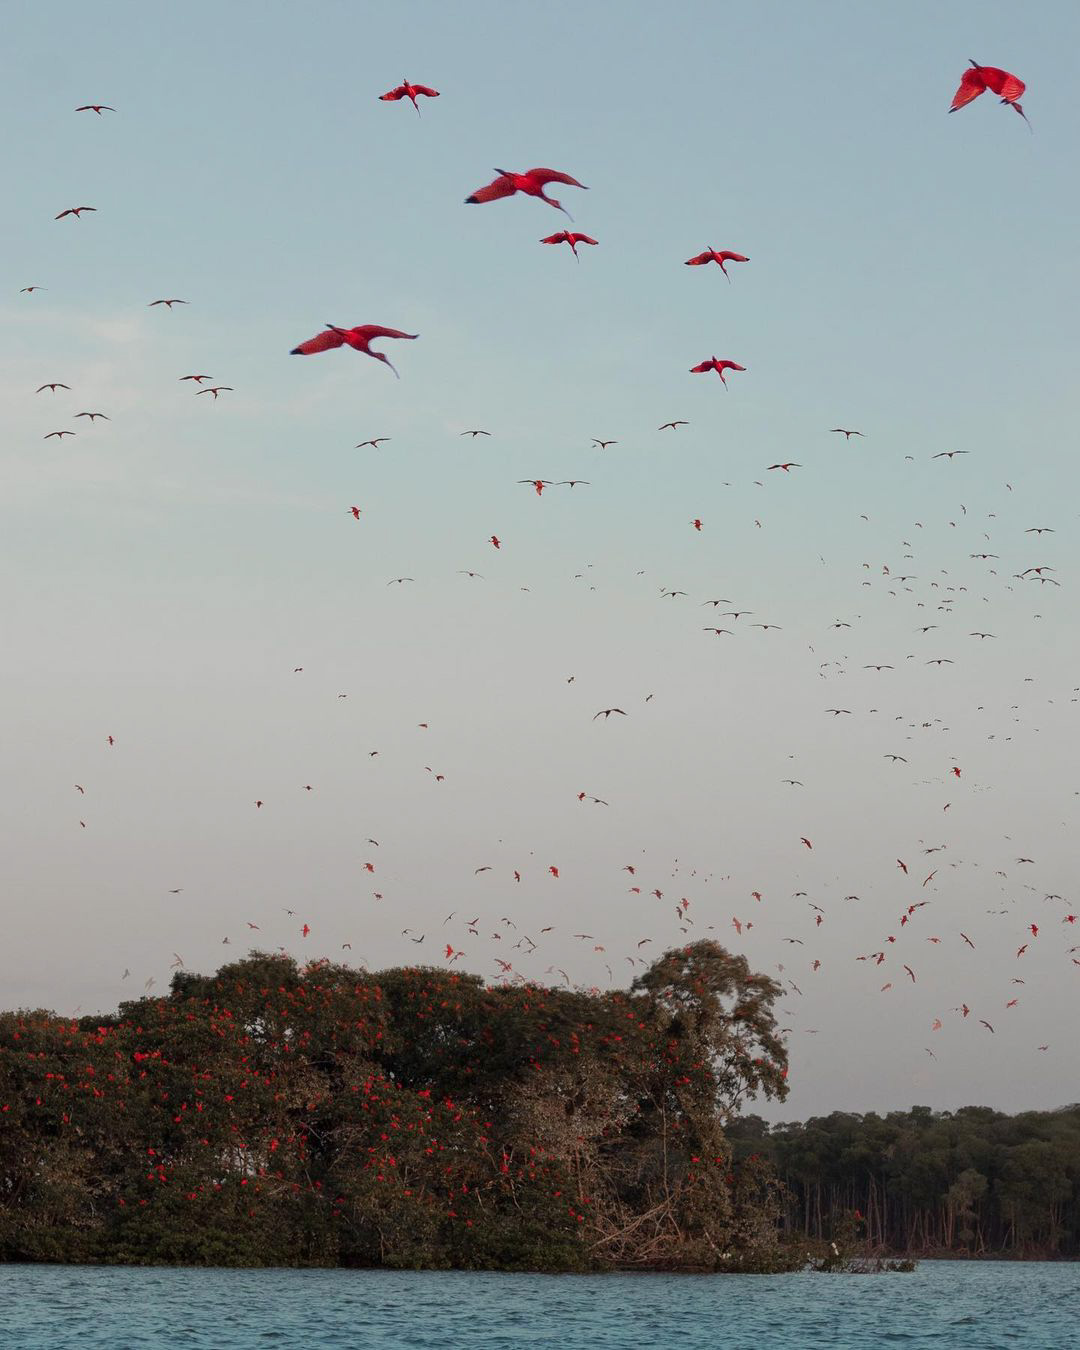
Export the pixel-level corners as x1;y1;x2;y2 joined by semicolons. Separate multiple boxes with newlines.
1;943;1076;1269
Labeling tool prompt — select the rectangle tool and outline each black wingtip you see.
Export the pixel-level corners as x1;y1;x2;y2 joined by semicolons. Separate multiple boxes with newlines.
289;347;302;355
465;195;478;204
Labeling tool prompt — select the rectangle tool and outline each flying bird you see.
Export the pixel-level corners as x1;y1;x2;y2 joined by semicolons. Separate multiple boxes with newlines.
950;61;1029;127
55;206;96;219
465;167;587;218
75;104;114;114
148;299;188;308
830;428;864;439
379;79;440;114
290;324;418;377
684;248;749;280
540;230;598;259
658;421;688;431
690;358;746;385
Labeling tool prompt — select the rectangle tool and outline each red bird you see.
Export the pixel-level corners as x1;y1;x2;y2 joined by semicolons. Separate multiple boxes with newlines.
489;535;501;549
950;61;1029;127
55;206;96;219
540;231;598;260
301;924;310;938
465;168;587;219
76;104;114;114
690;358;746;386
379;79;440;114
684;248;749;280
289;324;418;378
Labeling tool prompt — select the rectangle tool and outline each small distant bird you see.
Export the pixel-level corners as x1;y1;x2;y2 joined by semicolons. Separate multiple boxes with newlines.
74;411;109;420
594;708;627;720
76;104;114;114
20;286;46;293
55;206;96;219
180;375;211;383
540;230;598;259
460;429;491;438
379;79;440;114
489;535;501;549
658;421;688;431
465;167;587;219
830;428;864;439
148;299;188;308
932;450;969;459
289;324;418;378
36;383;70;393
690;358;746;385
950;61;1029;127
684;248;749;280
356;438;390;448
44;430;75;439
592;439;617;449
196;386;233;399
767;462;801;472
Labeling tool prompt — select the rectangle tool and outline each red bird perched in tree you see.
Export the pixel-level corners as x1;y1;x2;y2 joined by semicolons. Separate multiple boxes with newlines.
289;324;418;378
465;168;587;219
379;79;440;114
950;61;1030;128
690;358;746;386
684;248;749;280
540;230;598;260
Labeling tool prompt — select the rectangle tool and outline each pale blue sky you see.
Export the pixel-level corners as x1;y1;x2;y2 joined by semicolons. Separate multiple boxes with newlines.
2;1;1078;1118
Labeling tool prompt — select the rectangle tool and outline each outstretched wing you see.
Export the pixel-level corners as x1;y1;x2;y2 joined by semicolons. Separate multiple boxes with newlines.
685;252;714;265
352;325;418;342
465;174;517;204
290;328;347;356
949;67;986;111
525;168;586;189
690;361;714;373
572;234;598;245
379;85;407;101
985;67;1025;102
412;85;440;98
540;232;568;245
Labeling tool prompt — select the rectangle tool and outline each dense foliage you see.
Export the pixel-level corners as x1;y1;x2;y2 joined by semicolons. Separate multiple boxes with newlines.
0;942;793;1270
728;1105;1080;1258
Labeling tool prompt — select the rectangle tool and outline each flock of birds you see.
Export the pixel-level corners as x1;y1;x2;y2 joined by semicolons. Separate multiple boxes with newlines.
20;54;1077;1102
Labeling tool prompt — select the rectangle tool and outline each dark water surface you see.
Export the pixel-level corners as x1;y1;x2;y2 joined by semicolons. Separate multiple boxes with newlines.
0;1261;1074;1349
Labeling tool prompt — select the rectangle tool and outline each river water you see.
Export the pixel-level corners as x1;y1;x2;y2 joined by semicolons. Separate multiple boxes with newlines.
0;1260;1073;1349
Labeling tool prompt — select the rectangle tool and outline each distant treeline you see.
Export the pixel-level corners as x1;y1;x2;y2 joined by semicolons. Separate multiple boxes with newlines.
0;944;797;1271
728;1104;1080;1258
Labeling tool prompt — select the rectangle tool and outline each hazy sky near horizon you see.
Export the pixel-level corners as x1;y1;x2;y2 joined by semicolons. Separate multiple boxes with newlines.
2;0;1078;1121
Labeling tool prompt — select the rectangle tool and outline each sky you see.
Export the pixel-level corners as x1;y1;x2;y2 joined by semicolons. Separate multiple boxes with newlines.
2;0;1078;1121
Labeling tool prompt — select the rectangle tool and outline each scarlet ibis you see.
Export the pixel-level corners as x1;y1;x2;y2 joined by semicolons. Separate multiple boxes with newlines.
465;168;587;219
540;230;598;259
950;61;1029;127
380;80;440;114
55;206;96;219
684;248;748;280
289;324;418;378
690;358;746;386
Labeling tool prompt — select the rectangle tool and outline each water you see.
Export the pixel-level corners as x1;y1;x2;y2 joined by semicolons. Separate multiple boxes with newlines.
0;1261;1073;1349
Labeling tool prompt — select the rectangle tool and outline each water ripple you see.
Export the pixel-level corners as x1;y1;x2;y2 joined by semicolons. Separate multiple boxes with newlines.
0;1261;1072;1350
